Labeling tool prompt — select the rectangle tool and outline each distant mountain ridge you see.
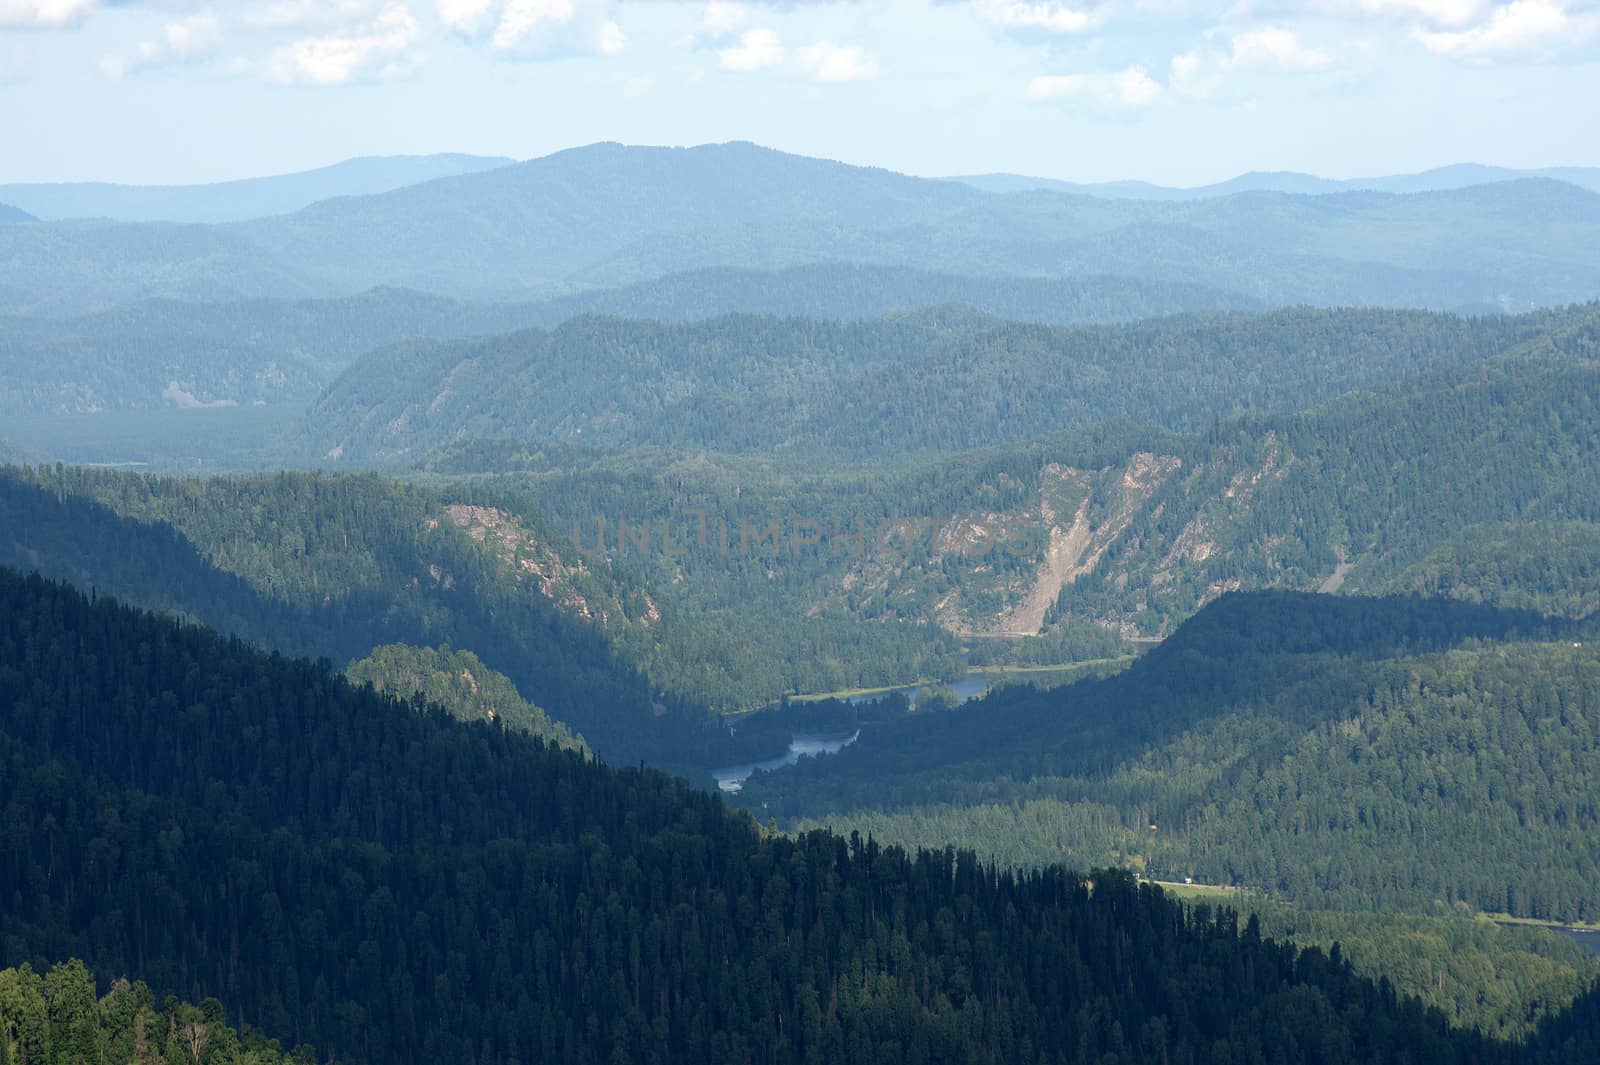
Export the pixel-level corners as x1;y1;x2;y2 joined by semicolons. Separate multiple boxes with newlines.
3;143;1600;316
304;302;1593;463
206;146;1600;309
950;161;1600;198
0;152;514;223
0;267;1259;414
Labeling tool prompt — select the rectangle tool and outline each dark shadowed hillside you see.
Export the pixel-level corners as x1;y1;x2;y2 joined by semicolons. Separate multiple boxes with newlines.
0;569;1528;1065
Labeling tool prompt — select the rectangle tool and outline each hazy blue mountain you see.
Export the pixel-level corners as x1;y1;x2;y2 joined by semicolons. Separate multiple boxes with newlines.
0;153;515;223
226;143;1600;309
0;203;34;223
0;219;319;316
0;287;572;413
229;141;988;294
951;162;1600;199
0;267;1261;416
6;143;1600;315
531;262;1260;323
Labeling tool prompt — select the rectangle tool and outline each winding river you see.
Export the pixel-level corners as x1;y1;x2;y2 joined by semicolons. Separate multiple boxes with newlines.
711;674;992;792
712;732;861;793
1559;927;1600;958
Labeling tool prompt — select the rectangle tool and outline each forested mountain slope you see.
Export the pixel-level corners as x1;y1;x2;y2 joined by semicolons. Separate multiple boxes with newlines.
0;569;1533;1064
346;643;588;755
0;465;964;752
0;468;696;761
310;303;1579;462
1532;981;1600;1063
0;959;327;1065
0;203;32;224
487;339;1600;681
738;591;1600;921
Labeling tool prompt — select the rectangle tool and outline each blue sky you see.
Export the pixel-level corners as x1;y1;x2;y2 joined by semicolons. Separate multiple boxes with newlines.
2;0;1597;185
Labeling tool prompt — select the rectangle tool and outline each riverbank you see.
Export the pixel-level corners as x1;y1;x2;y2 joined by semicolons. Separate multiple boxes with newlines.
786;656;1135;704
1486;912;1600;933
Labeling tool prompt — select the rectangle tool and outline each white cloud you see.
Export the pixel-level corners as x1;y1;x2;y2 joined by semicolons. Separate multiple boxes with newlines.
437;0;497;34
1311;0;1598;57
1230;27;1332;69
1415;0;1598;55
437;0;624;58
101;12;223;79
1316;0;1491;29
1168;26;1334;97
793;42;883;80
244;0;386;32
698;0;745;39
718;27;782;70
265;1;422;85
795;42;879;81
973;0;1102;33
1028;65;1163;107
596;17;625;53
493;0;574;50
0;0;96;29
1029;22;1336;111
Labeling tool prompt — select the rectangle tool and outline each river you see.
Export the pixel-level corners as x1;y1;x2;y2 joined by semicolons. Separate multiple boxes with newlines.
712;732;861;793
712;675;992;792
1558;927;1600;958
842;673;990;706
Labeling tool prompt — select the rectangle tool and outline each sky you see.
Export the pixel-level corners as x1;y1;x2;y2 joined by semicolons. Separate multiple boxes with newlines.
1;0;1597;186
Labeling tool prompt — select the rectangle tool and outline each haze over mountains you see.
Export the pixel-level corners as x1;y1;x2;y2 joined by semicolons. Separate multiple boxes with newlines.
6;142;1600;319
0;268;1261;416
0;152;513;223
951;162;1600;199
5;135;1600;1064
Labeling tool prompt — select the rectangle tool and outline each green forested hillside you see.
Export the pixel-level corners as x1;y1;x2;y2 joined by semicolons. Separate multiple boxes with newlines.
0;569;1534;1064
0;960;326;1065
1234;900;1600;1041
482;346;1599;687
310;303;1577;462
0;467;691;761
1533;981;1600;1062
345;643;588;754
737;592;1600;921
0;204;32;224
1379;522;1600;620
0;465;967;754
